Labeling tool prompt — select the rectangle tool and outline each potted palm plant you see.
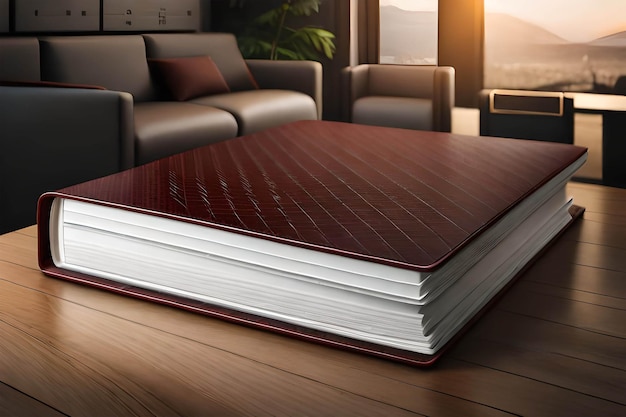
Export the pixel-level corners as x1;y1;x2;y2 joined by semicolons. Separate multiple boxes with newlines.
234;0;336;61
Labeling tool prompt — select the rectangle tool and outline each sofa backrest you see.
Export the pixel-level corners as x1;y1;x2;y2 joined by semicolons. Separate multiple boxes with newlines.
39;35;157;102
142;33;258;92
0;37;40;81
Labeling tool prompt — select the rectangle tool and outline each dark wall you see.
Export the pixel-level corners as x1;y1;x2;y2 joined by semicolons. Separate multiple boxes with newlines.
206;0;273;34
316;0;351;121
438;0;484;108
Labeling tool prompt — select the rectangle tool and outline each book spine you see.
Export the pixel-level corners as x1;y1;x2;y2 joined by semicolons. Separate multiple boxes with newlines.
37;192;58;270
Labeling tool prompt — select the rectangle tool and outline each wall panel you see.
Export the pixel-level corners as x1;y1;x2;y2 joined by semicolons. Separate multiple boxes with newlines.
102;0;199;32
14;0;100;32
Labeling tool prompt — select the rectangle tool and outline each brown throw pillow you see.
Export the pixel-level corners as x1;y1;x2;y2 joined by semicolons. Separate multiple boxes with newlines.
149;56;231;101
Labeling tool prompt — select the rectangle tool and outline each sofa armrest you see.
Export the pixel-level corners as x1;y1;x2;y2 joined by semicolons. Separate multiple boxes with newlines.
0;86;134;233
433;67;455;133
246;59;323;119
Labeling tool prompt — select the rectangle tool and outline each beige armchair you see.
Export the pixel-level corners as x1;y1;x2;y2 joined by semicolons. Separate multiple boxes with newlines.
341;64;455;132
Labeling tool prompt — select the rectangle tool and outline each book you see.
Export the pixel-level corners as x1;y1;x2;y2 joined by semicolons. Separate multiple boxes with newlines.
38;120;587;366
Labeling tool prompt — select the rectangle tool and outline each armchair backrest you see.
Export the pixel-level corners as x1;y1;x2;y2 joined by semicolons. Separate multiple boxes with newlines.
368;65;435;98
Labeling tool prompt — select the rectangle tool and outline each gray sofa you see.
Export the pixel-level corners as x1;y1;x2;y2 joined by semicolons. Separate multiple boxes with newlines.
0;33;322;234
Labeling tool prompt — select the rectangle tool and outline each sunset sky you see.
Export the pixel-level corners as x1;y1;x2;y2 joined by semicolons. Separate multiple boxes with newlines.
381;0;626;43
379;0;437;11
484;0;626;42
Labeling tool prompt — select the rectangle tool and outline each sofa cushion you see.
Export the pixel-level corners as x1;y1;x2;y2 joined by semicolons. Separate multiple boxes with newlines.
39;35;156;102
353;96;433;131
0;37;40;81
142;33;258;92
133;102;238;165
149;56;230;101
191;90;317;136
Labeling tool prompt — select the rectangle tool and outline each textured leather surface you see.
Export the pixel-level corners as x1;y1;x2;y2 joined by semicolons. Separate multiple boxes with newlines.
142;33;258;92
0;87;133;234
0;37;40;81
133;102;238;166
191;90;318;135
39;36;157;102
50;120;588;271
353;96;433;130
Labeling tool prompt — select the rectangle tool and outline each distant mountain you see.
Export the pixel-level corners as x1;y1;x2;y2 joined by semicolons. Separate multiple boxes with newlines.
484;12;626;92
379;6;437;63
485;13;568;46
381;5;436;26
589;31;626;47
485;13;574;63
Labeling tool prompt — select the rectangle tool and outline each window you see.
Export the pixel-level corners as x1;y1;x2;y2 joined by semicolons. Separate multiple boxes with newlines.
379;0;438;64
484;0;626;93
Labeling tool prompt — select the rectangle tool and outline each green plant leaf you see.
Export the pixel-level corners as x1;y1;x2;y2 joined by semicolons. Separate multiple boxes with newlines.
289;27;336;59
275;46;301;60
288;0;321;16
234;0;335;60
254;7;283;27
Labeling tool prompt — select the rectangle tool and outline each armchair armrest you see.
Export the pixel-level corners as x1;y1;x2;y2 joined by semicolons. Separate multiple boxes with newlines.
340;65;370;122
246;59;323;119
0;86;134;233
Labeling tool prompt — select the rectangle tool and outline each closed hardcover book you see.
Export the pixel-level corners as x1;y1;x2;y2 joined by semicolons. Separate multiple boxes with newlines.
37;121;587;366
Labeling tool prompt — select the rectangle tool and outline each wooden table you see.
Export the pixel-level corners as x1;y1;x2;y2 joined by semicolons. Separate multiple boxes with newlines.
0;182;625;416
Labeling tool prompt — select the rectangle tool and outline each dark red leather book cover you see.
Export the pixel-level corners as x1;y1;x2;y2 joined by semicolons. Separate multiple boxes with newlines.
37;120;587;366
